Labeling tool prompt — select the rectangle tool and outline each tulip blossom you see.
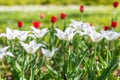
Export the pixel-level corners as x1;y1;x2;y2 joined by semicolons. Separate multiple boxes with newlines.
55;28;75;41
80;5;85;12
15;30;29;41
69;20;96;31
51;16;58;23
20;40;45;54
104;26;109;31
18;21;24;28
101;30;120;40
0;46;14;59
33;21;42;29
69;20;84;30
41;48;58;57
0;27;17;40
113;1;119;8
40;13;45;19
31;27;49;38
60;13;67;19
89;31;103;42
69;20;96;37
111;21;117;28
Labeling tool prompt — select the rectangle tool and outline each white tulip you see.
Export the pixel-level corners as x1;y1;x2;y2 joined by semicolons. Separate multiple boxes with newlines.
69;20;83;30
1;27;17;40
20;40;45;54
15;30;29;41
31;27;49;38
101;30;120;40
89;31;103;42
0;46;14;59
55;28;75;41
41;48;58;57
69;20;96;31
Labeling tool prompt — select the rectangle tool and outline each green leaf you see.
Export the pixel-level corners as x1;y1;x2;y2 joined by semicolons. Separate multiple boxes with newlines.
73;71;83;80
46;64;58;76
15;62;22;72
97;57;120;80
20;77;27;80
75;48;89;72
87;64;96;80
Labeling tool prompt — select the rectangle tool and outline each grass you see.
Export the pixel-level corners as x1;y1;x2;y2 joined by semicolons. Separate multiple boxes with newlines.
0;5;120;32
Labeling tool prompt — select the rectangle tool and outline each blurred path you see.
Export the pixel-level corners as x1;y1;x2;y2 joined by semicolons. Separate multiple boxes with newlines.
0;5;79;12
0;5;114;12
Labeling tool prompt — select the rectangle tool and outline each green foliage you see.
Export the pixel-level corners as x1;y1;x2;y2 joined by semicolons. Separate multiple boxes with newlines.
0;0;117;6
0;5;120;80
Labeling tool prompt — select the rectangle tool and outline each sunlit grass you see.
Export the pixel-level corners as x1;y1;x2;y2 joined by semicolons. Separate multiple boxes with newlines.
0;5;120;32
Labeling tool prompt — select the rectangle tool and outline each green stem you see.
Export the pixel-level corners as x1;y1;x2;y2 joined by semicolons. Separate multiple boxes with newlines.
67;42;71;74
30;55;33;80
21;45;25;79
50;23;55;50
63;20;66;31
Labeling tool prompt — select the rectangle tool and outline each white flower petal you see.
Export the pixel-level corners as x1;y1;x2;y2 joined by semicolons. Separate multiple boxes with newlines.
31;26;49;38
0;46;13;59
5;52;14;57
101;30;119;40
42;48;58;57
20;40;44;54
55;28;75;41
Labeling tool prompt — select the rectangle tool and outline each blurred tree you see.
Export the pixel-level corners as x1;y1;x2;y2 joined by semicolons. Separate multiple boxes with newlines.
0;0;118;6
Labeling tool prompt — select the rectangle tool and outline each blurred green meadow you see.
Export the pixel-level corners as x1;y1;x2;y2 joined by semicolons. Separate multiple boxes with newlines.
0;0;116;5
0;5;120;32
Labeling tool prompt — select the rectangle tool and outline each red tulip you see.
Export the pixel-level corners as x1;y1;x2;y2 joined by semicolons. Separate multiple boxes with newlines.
60;13;67;19
33;21;41;29
40;13;45;19
104;26;109;31
113;1;119;8
18;21;24;28
111;21;117;28
51;16;58;23
80;5;85;12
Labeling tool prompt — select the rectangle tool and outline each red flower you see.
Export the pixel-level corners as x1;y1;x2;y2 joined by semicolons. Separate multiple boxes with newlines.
111;21;117;28
33;21;41;29
80;5;85;12
60;13;67;19
51;16;58;23
113;1;119;8
18;21;24;28
104;26;109;31
40;13;45;19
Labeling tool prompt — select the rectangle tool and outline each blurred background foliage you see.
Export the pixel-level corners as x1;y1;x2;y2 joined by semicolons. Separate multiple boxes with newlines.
0;0;118;6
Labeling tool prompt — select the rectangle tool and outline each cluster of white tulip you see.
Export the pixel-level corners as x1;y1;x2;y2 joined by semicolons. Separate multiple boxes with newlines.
69;20;120;42
0;27;55;59
0;19;120;59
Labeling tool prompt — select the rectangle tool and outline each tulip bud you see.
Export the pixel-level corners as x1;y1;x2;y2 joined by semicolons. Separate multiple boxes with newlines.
51;16;58;23
40;13;45;19
113;1;119;8
104;26;109;31
60;13;67;19
111;21;117;28
18;21;24;28
80;5;85;12
33;21;42;29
